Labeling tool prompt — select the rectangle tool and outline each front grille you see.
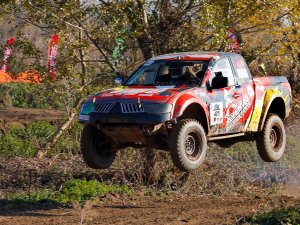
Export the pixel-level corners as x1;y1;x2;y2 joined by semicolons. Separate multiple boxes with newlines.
94;102;115;113
120;103;144;113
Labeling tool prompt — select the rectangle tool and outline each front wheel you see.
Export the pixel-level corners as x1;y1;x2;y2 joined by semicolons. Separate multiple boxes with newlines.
169;119;207;171
81;125;116;169
256;114;286;162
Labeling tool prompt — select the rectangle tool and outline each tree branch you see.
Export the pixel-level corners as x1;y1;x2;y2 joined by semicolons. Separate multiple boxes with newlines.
72;16;118;73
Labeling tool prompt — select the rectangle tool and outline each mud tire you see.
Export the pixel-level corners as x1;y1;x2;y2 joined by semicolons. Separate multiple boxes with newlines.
81;125;116;169
256;114;286;162
169;119;207;171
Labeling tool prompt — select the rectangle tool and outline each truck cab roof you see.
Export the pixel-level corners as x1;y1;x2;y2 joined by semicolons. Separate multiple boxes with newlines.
149;51;241;62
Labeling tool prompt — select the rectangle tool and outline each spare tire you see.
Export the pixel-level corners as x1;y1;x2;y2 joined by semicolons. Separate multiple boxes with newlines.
81;125;116;169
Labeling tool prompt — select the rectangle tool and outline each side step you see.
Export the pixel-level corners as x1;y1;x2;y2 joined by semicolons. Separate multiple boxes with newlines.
207;133;245;141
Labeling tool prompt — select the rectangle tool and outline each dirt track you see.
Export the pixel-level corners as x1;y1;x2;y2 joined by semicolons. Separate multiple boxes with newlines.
1;195;299;225
0;107;65;123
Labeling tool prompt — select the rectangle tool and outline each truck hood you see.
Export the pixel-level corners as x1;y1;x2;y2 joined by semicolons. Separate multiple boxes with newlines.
89;85;189;103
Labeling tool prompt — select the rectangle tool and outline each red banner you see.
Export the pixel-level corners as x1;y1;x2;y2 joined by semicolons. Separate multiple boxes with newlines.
1;37;15;72
48;34;59;81
226;29;239;53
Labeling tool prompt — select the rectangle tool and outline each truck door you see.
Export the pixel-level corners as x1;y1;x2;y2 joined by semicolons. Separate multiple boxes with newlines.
206;57;244;135
230;55;255;130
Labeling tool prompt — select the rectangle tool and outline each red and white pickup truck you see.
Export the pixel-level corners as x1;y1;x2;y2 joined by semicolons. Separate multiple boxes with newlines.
79;52;292;171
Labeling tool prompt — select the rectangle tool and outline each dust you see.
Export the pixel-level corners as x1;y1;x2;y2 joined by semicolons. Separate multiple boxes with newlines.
283;122;300;198
282;173;300;198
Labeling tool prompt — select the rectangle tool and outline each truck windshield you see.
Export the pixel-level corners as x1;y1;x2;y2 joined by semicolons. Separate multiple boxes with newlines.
124;60;209;86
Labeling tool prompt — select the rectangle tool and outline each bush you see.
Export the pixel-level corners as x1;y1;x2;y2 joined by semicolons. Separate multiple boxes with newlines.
50;122;82;156
0;134;35;157
248;207;300;225
6;179;132;204
0;121;55;157
0;120;83;158
0;83;64;109
54;179;131;203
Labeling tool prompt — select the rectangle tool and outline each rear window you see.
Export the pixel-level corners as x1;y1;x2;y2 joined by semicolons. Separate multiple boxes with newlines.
231;55;251;85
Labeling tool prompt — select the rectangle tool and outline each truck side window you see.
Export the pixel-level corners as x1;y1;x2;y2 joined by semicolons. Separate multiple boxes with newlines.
210;58;235;87
232;56;251;85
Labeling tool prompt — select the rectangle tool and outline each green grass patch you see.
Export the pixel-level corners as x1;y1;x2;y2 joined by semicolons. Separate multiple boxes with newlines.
0;120;83;157
247;207;300;225
5;179;132;205
49;122;82;156
54;179;132;203
0;121;55;157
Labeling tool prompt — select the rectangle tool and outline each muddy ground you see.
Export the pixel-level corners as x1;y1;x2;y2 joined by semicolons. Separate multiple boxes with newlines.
0;108;299;225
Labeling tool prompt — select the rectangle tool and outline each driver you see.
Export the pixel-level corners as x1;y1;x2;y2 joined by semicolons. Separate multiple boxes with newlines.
169;66;188;83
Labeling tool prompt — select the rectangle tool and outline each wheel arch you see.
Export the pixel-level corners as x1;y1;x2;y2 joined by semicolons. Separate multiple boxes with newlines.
176;102;209;134
259;96;286;131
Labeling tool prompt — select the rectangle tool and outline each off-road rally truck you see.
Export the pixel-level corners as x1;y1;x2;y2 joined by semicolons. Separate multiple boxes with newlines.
78;52;292;171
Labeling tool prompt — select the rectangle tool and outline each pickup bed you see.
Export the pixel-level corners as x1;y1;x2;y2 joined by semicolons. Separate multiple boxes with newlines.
78;52;291;171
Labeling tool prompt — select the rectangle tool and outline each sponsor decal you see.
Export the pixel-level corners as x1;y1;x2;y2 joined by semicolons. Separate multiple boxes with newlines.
210;102;223;125
226;96;250;132
106;88;171;96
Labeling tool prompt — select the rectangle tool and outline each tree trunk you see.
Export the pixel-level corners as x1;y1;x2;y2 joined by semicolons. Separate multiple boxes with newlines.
142;147;159;185
36;96;83;159
36;110;76;159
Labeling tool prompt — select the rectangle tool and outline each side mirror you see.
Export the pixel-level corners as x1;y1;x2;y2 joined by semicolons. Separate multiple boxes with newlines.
211;76;228;89
114;77;123;86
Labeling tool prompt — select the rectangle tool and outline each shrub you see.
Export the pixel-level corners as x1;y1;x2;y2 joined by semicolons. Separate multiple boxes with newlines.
0;133;35;157
50;122;82;156
0;121;55;157
54;179;131;203
6;179;132;204
248;207;300;225
0;83;64;109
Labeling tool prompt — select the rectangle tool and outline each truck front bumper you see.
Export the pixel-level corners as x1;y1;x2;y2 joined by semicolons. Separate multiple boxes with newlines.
78;112;171;124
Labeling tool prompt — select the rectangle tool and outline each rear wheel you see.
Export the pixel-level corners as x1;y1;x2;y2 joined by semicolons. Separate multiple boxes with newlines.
169;119;207;171
256;114;286;162
81;125;116;169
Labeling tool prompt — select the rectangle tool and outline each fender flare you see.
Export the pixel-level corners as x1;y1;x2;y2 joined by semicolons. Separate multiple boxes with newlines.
259;91;286;131
172;94;209;131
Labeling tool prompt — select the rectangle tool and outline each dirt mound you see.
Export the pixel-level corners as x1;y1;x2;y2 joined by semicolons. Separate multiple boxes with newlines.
0;107;65;131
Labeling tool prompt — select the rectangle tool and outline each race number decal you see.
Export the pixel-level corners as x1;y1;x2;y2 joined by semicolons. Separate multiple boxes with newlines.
210;102;223;125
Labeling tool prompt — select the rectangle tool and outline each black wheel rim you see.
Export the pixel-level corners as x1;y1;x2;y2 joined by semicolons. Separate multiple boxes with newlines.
270;122;283;152
184;132;202;161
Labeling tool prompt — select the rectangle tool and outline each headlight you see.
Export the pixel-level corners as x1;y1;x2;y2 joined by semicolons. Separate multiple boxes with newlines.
80;102;95;115
144;103;172;114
